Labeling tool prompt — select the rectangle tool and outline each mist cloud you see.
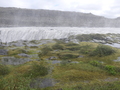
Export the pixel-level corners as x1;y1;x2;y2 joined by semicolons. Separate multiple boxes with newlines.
0;0;119;18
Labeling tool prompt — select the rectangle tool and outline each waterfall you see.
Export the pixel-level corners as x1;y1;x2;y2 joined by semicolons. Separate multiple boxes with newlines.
0;27;120;43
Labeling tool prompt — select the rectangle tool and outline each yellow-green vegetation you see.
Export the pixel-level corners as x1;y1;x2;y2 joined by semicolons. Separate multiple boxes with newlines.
0;64;10;76
76;34;106;41
53;62;107;82
1;40;120;90
90;44;116;57
8;48;27;56
23;62;48;78
0;61;49;90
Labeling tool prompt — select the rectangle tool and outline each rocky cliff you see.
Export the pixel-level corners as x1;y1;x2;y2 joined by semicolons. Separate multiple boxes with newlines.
0;7;120;27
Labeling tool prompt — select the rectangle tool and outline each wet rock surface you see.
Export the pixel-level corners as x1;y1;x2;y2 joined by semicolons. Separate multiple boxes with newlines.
30;78;56;88
1;57;32;65
78;55;84;58
48;60;79;64
105;43;120;48
4;39;55;47
46;56;58;60
114;57;120;62
0;49;8;55
51;60;61;64
18;53;31;57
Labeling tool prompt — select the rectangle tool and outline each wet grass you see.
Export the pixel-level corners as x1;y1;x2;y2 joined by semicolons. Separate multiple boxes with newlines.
53;62;107;82
1;40;120;90
76;34;106;41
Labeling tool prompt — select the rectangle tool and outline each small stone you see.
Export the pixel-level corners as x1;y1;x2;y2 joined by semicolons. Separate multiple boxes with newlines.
56;88;63;90
47;56;58;60
78;55;84;58
68;60;71;62
18;53;31;57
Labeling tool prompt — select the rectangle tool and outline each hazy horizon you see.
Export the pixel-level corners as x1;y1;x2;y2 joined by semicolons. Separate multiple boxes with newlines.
0;0;120;18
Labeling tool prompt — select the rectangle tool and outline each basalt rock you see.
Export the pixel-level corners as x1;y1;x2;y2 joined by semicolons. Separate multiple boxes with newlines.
46;56;58;60
18;53;31;57
1;57;31;65
30;78;56;88
0;49;8;55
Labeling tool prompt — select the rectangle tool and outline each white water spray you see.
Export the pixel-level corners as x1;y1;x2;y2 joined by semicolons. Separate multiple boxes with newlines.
0;27;120;43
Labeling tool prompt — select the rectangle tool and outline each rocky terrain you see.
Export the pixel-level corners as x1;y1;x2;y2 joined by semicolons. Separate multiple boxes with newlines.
0;33;120;89
1;6;120;89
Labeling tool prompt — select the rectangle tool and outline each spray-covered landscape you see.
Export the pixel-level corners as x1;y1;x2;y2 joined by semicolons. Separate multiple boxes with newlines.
1;7;120;90
0;27;120;90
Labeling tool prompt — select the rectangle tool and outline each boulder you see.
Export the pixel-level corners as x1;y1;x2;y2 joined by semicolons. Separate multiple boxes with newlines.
0;49;8;55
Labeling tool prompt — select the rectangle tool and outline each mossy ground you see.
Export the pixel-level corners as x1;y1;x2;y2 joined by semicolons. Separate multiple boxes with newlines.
1;40;120;90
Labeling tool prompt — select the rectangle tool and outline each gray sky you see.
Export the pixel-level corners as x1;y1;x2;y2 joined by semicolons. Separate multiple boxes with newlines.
0;0;120;18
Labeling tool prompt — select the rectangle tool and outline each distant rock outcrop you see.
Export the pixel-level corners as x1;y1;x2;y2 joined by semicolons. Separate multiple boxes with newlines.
0;7;120;27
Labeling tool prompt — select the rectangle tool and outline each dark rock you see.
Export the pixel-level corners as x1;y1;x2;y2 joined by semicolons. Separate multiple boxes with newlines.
0;49;8;55
71;61;79;63
68;60;71;62
113;57;120;62
78;55;84;58
18;53;31;57
30;78;56;88
7;40;25;47
56;88;63;90
1;57;32;65
70;39;79;44
46;56;58;60
52;60;61;64
59;38;70;43
49;56;58;60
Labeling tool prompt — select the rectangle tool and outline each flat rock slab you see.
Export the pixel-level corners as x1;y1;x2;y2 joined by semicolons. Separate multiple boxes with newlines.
18;53;31;57
30;78;56;88
1;56;31;65
0;49;7;55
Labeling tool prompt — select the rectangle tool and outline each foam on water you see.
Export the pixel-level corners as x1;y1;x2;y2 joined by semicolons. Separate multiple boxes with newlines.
0;27;120;43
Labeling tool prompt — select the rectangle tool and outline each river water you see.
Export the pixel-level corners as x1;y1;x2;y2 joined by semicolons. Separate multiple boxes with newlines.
0;27;120;42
